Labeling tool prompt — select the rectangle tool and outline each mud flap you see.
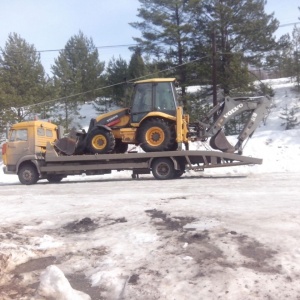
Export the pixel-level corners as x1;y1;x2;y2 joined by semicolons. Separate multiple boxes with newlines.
209;130;235;153
55;137;77;155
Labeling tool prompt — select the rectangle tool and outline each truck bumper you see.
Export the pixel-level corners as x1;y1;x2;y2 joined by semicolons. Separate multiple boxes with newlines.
2;166;16;175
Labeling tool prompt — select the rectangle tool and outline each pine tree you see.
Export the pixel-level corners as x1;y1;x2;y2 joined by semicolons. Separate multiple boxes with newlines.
128;48;148;81
130;0;194;108
265;34;293;79
131;0;279;108
280;104;300;130
51;31;105;130
188;0;279;95
291;27;300;92
0;33;49;123
99;56;128;110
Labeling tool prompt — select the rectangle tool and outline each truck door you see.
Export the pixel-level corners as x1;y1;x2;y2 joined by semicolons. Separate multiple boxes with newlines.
6;128;29;167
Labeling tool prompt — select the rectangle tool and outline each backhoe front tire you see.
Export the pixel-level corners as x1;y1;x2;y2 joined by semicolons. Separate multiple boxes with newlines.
114;139;128;154
138;118;176;152
152;158;175;180
18;164;39;185
87;128;115;154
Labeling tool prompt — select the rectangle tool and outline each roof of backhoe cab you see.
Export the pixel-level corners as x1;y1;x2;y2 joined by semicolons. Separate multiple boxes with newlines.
134;78;176;84
11;120;57;130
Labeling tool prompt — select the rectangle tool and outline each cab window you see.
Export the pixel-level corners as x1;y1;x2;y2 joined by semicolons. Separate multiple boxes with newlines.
155;82;176;111
9;129;28;142
46;129;53;137
131;83;153;122
37;128;45;136
131;83;152;113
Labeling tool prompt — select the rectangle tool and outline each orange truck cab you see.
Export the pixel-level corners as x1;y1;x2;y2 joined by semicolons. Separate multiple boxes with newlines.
2;120;58;175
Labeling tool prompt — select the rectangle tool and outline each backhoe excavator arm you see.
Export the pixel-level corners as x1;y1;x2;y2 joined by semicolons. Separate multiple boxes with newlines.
192;96;271;154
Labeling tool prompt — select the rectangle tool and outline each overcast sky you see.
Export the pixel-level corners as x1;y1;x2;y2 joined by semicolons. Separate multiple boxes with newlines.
0;0;299;75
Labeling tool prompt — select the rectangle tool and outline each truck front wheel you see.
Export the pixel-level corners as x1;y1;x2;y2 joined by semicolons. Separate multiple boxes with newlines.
18;164;39;185
152;158;175;180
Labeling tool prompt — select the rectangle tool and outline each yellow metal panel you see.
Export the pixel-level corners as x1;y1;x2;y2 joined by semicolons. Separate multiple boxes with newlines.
176;107;183;143
11;120;57;131
120;128;137;143
112;129;121;139
2;143;7;165
139;112;177;124
95;108;128;123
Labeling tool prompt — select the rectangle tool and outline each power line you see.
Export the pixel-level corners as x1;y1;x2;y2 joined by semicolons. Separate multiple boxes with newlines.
18;55;211;110
279;22;300;28
37;44;138;53
9;22;300;55
3;43;138;55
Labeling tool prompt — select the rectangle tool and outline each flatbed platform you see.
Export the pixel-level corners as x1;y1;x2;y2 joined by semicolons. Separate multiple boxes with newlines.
41;144;262;177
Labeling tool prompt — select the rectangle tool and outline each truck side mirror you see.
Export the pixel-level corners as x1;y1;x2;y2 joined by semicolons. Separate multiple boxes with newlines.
57;125;65;139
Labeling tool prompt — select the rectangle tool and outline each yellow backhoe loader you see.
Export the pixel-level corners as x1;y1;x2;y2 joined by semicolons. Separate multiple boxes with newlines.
55;78;270;156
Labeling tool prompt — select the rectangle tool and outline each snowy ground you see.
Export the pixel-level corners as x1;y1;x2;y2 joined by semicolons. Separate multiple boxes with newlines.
0;78;300;299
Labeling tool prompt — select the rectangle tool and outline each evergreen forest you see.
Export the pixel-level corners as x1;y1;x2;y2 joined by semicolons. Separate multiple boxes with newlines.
1;0;300;140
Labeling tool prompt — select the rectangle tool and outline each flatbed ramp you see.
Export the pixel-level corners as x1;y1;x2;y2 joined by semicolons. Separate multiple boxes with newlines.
41;145;262;179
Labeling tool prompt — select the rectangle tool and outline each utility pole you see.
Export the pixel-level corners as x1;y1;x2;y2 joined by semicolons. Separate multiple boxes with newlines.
212;29;217;108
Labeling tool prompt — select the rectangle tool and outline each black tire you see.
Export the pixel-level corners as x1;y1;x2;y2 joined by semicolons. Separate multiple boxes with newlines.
152;158;175;180
87;128;115;154
174;170;184;179
18;164;39;185
114;139;128;154
174;159;185;178
168;141;178;151
46;175;64;183
138;118;176;152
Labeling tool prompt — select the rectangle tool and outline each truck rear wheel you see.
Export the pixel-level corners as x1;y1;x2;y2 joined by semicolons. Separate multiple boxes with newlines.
87;128;115;154
18;164;39;185
138;118;176;152
152;158;175;180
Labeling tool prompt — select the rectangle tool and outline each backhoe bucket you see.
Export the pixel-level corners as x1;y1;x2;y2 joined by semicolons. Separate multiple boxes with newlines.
55;137;77;156
209;130;235;153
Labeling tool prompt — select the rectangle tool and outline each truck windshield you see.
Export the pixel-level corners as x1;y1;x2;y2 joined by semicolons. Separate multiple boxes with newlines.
9;129;28;142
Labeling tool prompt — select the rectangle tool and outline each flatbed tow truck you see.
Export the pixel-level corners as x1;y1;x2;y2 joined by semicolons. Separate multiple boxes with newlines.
2;136;262;185
2;78;269;185
1;120;262;185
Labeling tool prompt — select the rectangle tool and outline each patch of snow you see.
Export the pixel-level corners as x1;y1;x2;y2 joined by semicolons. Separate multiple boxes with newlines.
36;265;91;300
0;78;300;299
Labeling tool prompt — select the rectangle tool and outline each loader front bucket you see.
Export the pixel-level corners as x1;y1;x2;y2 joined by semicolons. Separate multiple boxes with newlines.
55;137;77;156
209;130;235;153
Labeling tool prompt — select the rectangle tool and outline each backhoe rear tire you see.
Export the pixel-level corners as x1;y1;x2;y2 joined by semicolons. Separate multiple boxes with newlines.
18;164;39;185
138;118;176;152
87;128;115;154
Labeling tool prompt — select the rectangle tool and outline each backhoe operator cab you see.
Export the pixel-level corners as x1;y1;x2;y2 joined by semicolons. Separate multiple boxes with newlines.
131;79;178;123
